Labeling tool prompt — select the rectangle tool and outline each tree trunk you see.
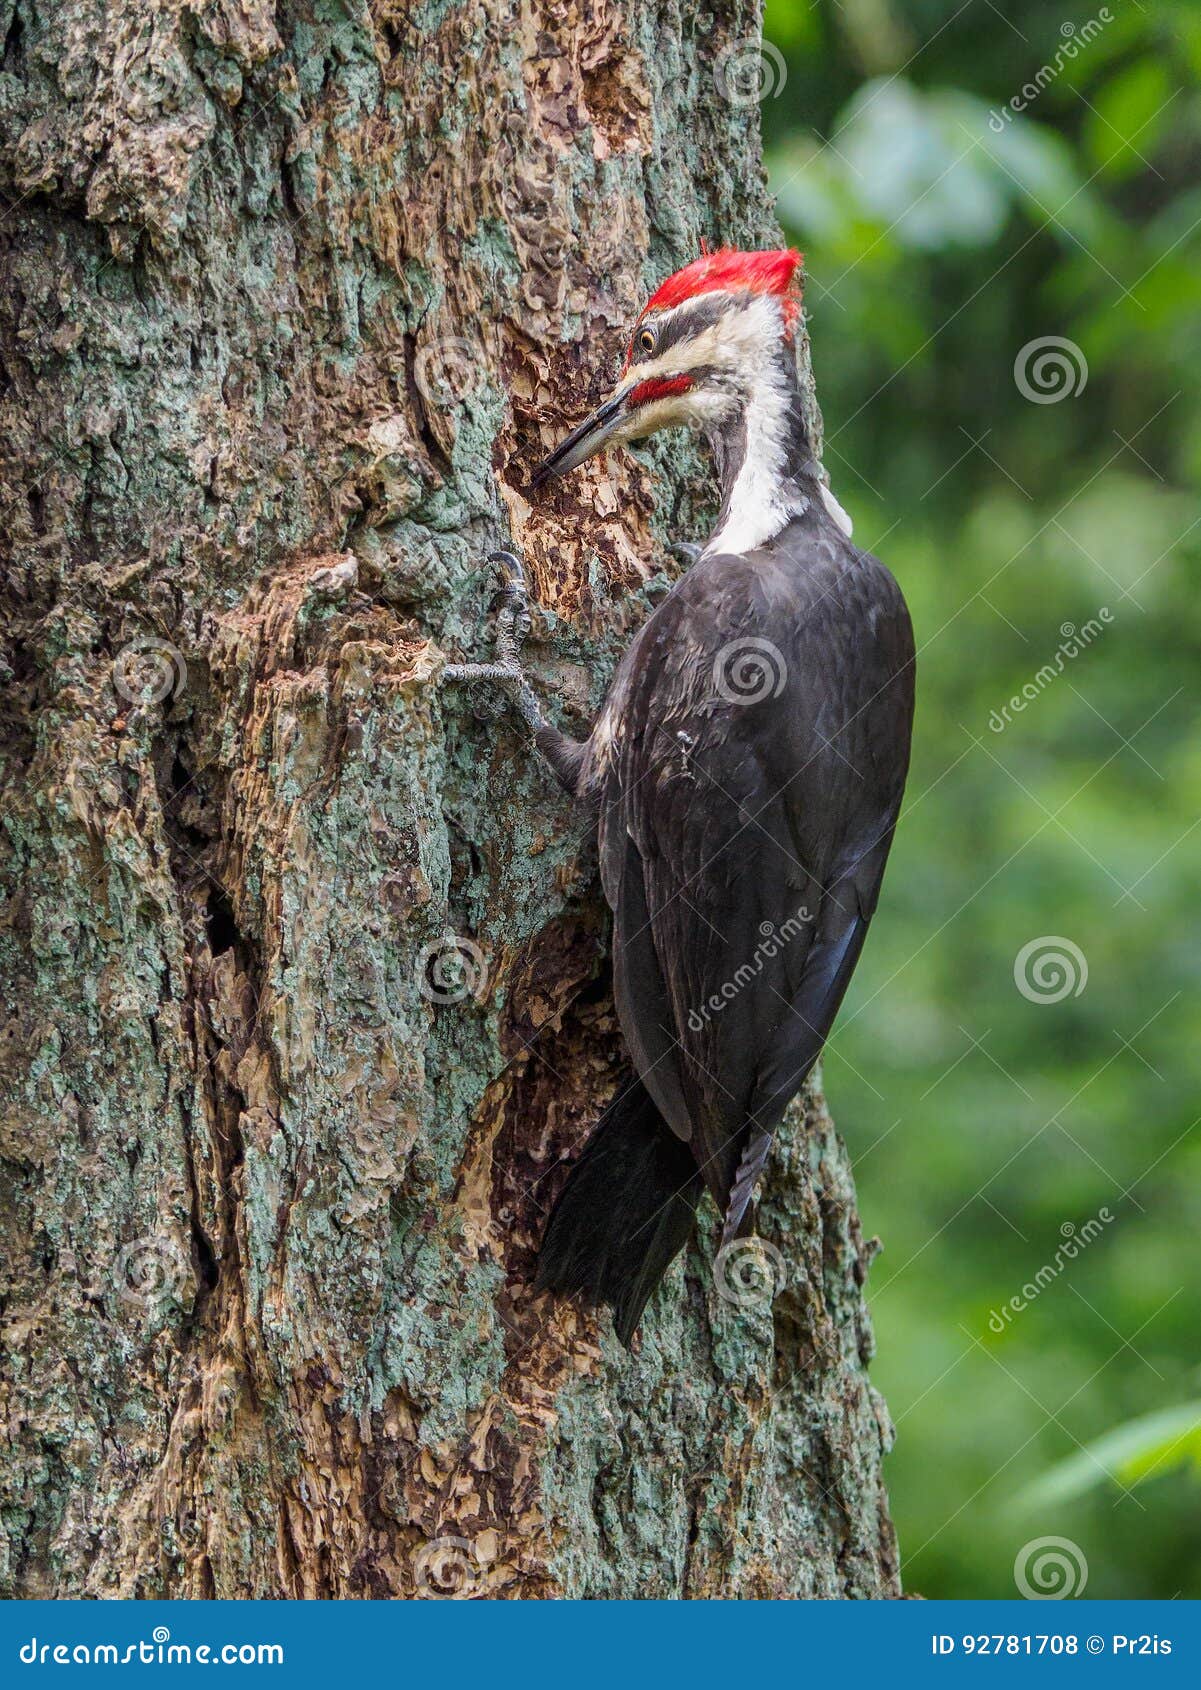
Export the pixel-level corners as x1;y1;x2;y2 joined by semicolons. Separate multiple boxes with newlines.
0;0;899;1599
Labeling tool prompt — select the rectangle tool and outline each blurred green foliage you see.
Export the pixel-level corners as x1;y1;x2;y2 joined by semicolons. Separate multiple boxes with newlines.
762;0;1201;1599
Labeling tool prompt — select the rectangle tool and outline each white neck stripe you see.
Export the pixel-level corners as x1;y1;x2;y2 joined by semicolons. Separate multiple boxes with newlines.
702;296;805;557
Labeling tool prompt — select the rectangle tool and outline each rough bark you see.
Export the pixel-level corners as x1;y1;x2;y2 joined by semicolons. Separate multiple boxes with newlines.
0;0;899;1598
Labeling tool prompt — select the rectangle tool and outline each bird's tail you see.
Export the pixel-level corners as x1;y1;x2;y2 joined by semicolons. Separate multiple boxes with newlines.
535;1074;702;1347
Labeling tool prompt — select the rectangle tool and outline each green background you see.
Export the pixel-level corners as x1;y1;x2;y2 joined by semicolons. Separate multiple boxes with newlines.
759;0;1201;1599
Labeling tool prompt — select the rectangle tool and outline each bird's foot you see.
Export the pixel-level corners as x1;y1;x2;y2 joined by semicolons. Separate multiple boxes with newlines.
442;550;544;732
670;540;702;567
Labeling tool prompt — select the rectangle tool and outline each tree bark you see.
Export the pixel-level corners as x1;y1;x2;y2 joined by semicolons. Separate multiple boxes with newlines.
0;0;899;1598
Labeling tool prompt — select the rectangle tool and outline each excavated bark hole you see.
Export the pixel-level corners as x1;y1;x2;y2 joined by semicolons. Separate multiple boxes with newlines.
189;1223;219;1297
204;887;240;959
2;10;24;72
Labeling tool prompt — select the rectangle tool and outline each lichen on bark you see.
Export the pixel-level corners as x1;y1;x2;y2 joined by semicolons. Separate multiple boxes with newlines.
0;0;899;1597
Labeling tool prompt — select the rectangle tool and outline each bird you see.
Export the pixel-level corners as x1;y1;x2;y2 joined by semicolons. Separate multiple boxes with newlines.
443;247;915;1347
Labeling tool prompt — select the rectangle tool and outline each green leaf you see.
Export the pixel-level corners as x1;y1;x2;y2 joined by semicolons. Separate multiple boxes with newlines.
1015;1403;1201;1510
1083;59;1174;179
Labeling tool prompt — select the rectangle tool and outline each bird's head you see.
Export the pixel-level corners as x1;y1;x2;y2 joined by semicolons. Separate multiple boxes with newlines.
529;247;804;490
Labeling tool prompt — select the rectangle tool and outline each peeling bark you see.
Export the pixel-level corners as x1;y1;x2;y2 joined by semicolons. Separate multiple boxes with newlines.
0;0;899;1598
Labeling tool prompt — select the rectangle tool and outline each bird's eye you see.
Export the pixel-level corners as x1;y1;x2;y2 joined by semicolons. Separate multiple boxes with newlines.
638;328;656;354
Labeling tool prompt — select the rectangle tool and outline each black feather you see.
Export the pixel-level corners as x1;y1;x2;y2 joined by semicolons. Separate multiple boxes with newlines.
536;1075;702;1347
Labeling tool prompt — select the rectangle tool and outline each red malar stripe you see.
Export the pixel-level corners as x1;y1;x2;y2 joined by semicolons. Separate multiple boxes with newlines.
627;374;694;407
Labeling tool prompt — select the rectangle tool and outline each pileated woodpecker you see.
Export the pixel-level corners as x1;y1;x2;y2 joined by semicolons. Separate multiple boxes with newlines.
445;249;915;1345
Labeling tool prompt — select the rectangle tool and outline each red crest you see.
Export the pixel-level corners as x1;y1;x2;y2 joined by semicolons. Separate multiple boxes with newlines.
640;248;803;333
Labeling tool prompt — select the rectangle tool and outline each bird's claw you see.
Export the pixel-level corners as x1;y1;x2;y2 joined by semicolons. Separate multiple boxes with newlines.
670;541;702;567
442;549;534;718
486;548;533;672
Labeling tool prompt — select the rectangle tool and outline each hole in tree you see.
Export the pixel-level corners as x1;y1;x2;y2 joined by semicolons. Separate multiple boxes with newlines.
191;1224;219;1294
2;9;24;72
205;886;239;956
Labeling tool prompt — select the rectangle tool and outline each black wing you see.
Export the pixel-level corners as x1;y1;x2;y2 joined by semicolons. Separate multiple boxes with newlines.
590;505;915;1238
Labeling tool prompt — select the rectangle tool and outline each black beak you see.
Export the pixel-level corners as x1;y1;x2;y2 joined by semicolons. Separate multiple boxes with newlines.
529;390;628;492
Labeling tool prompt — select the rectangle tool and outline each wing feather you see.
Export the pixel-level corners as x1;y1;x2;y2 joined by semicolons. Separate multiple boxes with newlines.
592;508;915;1223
